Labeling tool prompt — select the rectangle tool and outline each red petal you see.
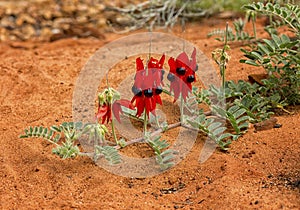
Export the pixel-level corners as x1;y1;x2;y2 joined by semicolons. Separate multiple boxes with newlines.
159;54;165;68
148;57;158;69
168;57;177;73
136;97;145;117
177;52;189;65
116;99;135;110
112;102;122;123
106;107;112;123
134;70;144;89
156;95;162;105
144;70;154;89
96;104;111;124
136;57;144;71
190;47;197;70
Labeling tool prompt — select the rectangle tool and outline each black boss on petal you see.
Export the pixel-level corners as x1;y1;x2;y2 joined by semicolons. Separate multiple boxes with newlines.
155;86;163;94
187;75;195;83
132;86;142;96
176;67;186;75
144;88;153;97
167;73;175;82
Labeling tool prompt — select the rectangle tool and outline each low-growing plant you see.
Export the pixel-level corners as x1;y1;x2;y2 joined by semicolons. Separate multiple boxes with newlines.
208;18;255;42
241;2;300;105
20;1;299;170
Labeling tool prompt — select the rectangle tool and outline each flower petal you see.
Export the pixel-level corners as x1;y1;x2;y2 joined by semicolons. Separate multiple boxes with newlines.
177;51;189;65
158;54;165;68
168;57;177;73
136;57;144;71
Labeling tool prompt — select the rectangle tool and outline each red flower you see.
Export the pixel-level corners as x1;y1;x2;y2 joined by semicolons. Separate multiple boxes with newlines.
96;102;111;124
96;99;134;124
167;48;197;102
131;55;165;117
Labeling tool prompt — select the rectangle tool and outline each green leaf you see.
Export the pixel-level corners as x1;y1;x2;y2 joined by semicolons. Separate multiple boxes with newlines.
243;5;255;11
212;126;227;137
258;43;270;55
161;154;174;163
208;122;222;132
217;133;233;141
244;60;260;66
251;51;263;60
38;126;43;135
267;3;274;12
236;115;250;124
255;2;262;10
19;134;28;138
282;10;288;18
47;130;53;140
238;122;249;130
263;39;275;52
271;34;281;48
50;125;61;133
97;146;121;165
233;108;246;119
75;122;83;129
61;122;68;128
228;105;240;114
33;127;38;136
160;149;174;157
42;128;48;137
53;134;61;143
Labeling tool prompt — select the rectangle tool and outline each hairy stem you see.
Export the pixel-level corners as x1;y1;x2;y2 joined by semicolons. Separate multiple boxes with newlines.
220;22;229;91
79;111;212;156
252;16;257;39
180;94;184;124
143;110;148;134
111;119;119;144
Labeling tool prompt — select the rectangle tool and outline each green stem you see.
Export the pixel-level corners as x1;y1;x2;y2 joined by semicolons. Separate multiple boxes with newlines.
221;22;229;91
111;118;119;144
180;94;184;124
252;16;257;40
155;116;160;128
143;110;148;135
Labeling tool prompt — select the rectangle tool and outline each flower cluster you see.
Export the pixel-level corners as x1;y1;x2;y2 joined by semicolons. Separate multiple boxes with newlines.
96;49;198;124
96;88;134;124
167;47;198;102
131;55;165;117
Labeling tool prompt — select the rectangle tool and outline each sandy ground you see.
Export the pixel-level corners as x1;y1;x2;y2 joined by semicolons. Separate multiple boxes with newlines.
0;18;299;209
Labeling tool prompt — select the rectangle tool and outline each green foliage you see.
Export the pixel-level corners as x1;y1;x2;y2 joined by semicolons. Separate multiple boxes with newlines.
191;78;279;150
187;113;235;151
85;123;108;145
20;125;60;144
208;18;254;42
241;2;300;105
192;87;211;106
52;142;80;159
212;105;249;135
20;122;110;160
225;80;275;122
95;146;121;164
146;136;175;170
243;2;300;36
